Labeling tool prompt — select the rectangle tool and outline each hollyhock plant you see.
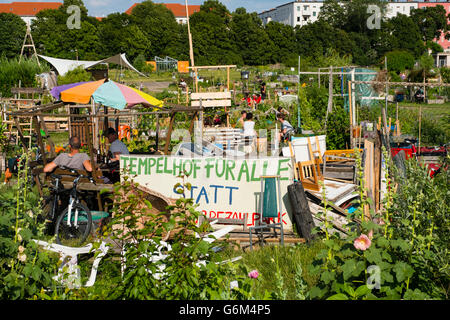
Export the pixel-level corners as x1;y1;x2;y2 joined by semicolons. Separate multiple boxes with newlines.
248;270;259;279
353;234;372;251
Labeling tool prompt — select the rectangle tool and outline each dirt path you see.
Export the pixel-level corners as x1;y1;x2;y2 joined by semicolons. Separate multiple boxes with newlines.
127;81;172;93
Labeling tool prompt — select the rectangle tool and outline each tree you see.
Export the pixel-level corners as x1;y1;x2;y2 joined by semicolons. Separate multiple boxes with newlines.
388;13;426;58
31;0;101;60
296;20;354;65
0;13;27;59
130;1;179;58
265;21;297;65
342;0;387;34
411;5;448;43
189;2;241;65
318;0;346;29
230;8;274;65
98;13;149;61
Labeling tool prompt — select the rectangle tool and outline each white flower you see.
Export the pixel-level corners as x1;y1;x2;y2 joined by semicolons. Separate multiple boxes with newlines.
230;280;239;290
17;253;27;262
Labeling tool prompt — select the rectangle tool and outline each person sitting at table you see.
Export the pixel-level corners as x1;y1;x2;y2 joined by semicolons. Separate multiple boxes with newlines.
243;112;257;153
105;128;130;163
235;110;247;129
44;136;92;173
277;113;295;143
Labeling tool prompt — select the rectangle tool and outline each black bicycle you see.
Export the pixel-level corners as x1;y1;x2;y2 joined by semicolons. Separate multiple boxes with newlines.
39;168;95;246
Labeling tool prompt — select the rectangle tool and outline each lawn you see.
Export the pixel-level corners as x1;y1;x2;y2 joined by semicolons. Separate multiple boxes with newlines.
398;101;450;123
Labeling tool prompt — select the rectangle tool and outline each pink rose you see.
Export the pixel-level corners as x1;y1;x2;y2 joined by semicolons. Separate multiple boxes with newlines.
248;270;259;279
354;234;372;251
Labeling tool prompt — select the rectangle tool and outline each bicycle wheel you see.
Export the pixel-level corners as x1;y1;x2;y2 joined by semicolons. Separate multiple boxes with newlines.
55;203;92;247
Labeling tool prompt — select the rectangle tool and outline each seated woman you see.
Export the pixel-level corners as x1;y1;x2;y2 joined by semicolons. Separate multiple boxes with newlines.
243;112;257;153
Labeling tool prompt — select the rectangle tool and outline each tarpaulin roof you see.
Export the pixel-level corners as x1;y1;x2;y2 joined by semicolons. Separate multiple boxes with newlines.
38;53;146;77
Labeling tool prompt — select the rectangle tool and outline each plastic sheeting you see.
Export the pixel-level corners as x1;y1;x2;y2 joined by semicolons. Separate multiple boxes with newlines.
343;68;379;111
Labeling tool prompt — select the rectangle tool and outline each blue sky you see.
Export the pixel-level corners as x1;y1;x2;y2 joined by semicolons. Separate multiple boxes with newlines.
0;1;288;17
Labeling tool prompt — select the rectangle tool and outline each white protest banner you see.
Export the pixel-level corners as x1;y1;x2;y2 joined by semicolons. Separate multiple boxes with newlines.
120;155;295;230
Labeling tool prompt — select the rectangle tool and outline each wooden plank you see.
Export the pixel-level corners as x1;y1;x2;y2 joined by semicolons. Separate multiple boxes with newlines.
191;92;231;100
33;116;47;166
191;100;232;107
13;117;29;153
374;130;382;211
363;139;374;220
83;117;98;180
11;87;44;94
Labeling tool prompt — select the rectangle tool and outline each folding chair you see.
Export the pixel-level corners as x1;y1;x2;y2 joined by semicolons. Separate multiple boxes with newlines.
249;175;284;250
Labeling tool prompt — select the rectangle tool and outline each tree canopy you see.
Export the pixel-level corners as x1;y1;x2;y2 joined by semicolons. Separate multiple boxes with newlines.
0;0;446;71
0;13;27;59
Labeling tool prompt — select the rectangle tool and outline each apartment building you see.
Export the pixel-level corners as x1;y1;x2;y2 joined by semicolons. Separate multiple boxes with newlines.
259;1;448;29
0;1;62;26
259;1;324;28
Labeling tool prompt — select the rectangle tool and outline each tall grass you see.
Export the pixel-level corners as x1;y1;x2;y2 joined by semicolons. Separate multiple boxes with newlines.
216;241;325;299
0;57;49;97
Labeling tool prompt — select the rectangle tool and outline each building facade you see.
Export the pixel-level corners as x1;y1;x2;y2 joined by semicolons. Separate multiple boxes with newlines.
258;1;448;34
126;3;201;24
259;1;324;28
0;1;62;26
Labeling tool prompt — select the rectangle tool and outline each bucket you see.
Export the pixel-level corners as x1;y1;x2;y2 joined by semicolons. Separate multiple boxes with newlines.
118;125;131;141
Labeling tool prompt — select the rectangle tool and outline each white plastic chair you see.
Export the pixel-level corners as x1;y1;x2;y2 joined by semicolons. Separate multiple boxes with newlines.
33;239;109;289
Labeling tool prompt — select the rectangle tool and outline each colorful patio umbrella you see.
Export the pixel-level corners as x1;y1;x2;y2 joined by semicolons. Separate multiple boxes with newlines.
51;79;163;110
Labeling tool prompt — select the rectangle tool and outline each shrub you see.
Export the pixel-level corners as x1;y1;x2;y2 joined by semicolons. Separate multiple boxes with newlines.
0;57;48;97
132;54;147;72
57;66;93;85
306;150;449;300
385;50;415;74
0;151;58;299
100;176;257;300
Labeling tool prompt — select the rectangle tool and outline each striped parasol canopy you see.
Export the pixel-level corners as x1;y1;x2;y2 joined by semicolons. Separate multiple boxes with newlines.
51;79;163;110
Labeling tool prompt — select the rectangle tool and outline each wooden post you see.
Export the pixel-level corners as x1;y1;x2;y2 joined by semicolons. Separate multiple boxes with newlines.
33;116;47;166
418;104;422;154
189;111;198;136
84;117;97;179
348;80;353;149
164;112;176;155
381;108;391;153
155;114;160;152
14;117;29;153
38;116;56;158
227;66;230;92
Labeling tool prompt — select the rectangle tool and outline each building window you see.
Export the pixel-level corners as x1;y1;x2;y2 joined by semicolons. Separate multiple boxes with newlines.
297;17;300;22
297;6;300;11
304;5;309;10
313;12;316;17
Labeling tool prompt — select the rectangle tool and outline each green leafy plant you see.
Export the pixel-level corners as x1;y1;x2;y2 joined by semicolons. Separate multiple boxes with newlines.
0;149;58;299
100;175;256;300
306;148;448;300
